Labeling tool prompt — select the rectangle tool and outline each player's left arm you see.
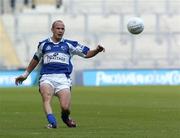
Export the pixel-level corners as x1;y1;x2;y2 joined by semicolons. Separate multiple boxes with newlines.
85;45;105;58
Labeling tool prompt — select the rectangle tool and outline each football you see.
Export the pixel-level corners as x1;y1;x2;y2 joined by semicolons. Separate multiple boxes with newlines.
127;17;144;34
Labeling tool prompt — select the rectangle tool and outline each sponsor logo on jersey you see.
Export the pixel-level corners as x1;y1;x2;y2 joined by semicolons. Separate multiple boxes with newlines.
44;52;69;64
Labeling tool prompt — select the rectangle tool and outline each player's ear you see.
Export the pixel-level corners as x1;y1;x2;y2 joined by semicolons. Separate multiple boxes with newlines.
51;27;53;33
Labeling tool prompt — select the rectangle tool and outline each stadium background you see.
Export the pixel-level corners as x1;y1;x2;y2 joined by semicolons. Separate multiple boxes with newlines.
2;1;180;138
1;0;180;87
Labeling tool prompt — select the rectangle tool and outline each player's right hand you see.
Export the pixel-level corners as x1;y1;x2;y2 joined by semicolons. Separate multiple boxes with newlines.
15;76;27;86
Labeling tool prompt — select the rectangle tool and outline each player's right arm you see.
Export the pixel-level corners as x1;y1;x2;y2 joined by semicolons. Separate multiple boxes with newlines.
15;59;39;86
15;41;44;86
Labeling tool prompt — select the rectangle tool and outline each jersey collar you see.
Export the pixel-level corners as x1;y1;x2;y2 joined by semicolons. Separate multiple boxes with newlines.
49;37;65;44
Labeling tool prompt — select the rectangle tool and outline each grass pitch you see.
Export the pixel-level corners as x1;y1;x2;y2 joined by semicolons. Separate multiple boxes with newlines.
1;86;180;138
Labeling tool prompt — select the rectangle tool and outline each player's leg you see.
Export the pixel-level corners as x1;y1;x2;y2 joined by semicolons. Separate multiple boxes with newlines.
56;88;76;127
39;83;57;128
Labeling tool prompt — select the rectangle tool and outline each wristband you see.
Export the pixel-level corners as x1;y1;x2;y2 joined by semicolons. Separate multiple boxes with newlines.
22;70;30;78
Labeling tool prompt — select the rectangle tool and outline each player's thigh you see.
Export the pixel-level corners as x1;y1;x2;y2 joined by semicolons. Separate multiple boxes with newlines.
56;88;71;109
40;83;54;101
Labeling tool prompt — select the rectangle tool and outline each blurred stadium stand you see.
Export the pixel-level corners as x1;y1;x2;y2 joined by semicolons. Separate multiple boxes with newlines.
0;17;20;68
0;0;180;70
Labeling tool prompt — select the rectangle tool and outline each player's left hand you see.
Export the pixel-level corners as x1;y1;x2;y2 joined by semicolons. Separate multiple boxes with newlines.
97;45;105;52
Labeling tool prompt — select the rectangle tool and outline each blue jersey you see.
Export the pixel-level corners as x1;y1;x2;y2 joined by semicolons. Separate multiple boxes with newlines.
33;38;90;77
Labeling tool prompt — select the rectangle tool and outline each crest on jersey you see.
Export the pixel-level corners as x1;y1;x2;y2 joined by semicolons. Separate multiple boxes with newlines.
61;45;67;52
46;46;51;51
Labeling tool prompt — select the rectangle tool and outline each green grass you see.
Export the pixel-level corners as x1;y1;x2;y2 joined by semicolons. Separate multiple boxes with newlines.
1;86;180;138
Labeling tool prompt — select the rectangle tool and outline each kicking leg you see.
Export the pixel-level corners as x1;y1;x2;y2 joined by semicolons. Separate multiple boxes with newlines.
56;88;76;127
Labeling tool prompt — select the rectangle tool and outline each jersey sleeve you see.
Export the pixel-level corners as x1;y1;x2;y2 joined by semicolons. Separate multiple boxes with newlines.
33;42;44;61
67;40;90;57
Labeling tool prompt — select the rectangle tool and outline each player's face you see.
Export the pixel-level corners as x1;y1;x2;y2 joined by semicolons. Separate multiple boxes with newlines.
52;21;65;41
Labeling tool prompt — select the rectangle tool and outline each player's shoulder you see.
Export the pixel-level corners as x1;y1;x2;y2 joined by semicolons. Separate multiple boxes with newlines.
39;38;49;45
38;38;49;48
63;38;78;47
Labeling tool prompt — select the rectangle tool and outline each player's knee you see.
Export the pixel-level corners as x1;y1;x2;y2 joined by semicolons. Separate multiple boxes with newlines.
41;93;52;103
61;103;70;111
